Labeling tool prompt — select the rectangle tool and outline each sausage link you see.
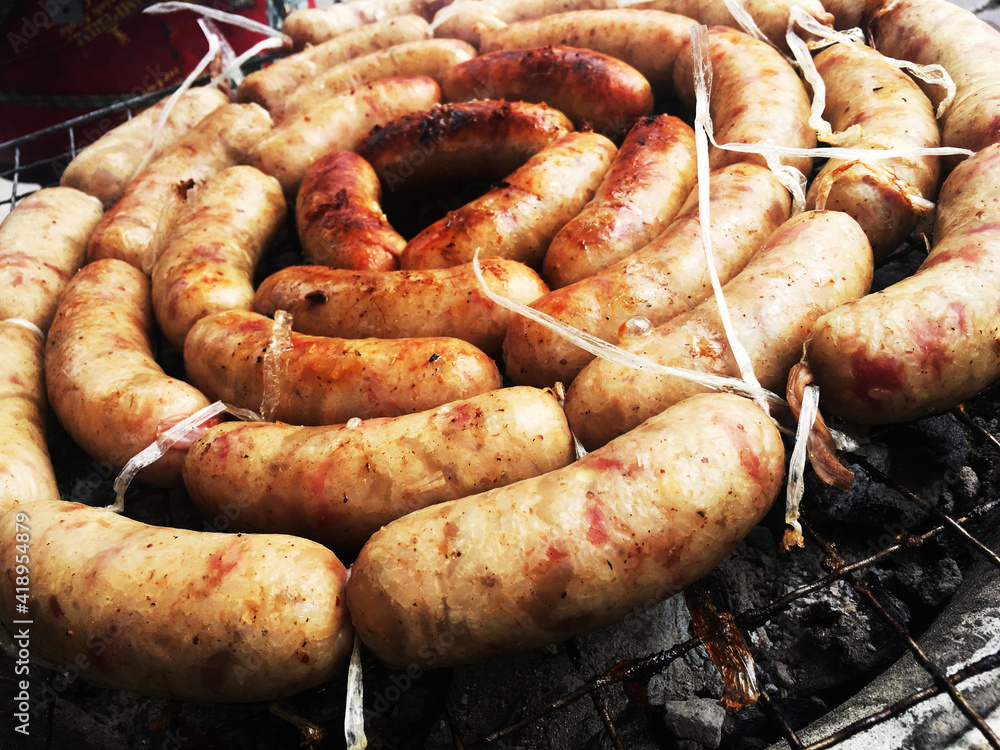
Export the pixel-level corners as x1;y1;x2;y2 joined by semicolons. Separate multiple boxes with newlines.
183;310;502;426
87;103;273;273
0;187;103;332
151;166;287;353
401;131;617;270
45;259;214;486
250;76;442;197
59;87;228;208
295;151;406;272
505;162;790;387
357;100;573;195
237;15;432;112
805;142;1000;424
183;386;574;550
805;41;942;260
565;210;874;450
673;26;815;177
0;500;353;703
0;322;59;515
345;392;785;669
253;259;548;356
441;45;654;139
542;113;697;288
282;0;444;47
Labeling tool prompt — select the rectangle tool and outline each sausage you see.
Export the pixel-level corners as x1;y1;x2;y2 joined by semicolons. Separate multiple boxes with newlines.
237;15;432;112
401;131;617;270
59;87;229;208
295;151;406;272
440;45;654;139
505;162;791;388
183;309;503;426
249;76;441;197
803;142;1000;425
282;0;444;47
565;210;874;450
87;103;273;274
345;391;785;669
151;166;287;353
254;259;548;356
0;322;59;516
479;9;693;95
183;386;575;550
672;26;815;178
542;113;698;289
0;187;103;332
0;500;353;703
805;41;942;260
871;0;1000;154
357;99;573;195
45;259;214;486
279;38;477;122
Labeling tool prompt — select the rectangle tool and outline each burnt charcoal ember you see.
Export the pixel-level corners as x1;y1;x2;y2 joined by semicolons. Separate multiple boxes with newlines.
662;698;727;747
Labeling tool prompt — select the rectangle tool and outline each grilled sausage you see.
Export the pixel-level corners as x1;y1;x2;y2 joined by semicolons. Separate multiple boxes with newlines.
0;187;103;332
542;113;697;288
505;162;791;388
45;259;214;486
0;500;353;703
253;259;548;357
804;142;1000;424
401;131;617;269
295;151;406;272
183;386;575;550
282;0;444;47
184;310;502;426
59;87;228;208
565;210;874;450
87;103;273;274
345;392;785;669
151;166;287;353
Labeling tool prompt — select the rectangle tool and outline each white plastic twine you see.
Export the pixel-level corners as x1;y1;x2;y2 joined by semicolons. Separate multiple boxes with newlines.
720;0;772;47
4;318;44;341
784;384;820;549
345;634;367;750
109;401;262;514
260;310;294;422
143;1;291;44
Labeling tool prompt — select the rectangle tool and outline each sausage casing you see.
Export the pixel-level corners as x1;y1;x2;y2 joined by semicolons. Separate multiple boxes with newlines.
345;392;785;669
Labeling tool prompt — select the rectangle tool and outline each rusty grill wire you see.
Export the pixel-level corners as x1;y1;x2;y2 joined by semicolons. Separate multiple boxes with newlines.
3;37;1000;750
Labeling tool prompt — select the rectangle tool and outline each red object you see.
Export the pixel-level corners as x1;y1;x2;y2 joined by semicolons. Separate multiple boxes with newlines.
0;0;274;166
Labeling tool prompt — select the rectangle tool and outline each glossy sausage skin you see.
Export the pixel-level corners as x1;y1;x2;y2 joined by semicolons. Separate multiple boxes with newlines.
87;103;273;273
479;9;693;95
59;87;228;208
441;45;654;139
805;143;1000;424
0;187;103;332
805;42;942;260
401;131;617;270
345;392;785;669
151;166;287;352
45;259;214;486
872;0;1000;154
0;322;59;515
565;210;874;450
0;500;353;703
250;76;442;197
253;259;548;357
295;151;406;272
280;38;476;122
357;100;572;195
237;15;432;112
183;386;575;550
542;113;698;288
505;163;791;388
282;0;444;47
184;310;502;426
673;26;815;177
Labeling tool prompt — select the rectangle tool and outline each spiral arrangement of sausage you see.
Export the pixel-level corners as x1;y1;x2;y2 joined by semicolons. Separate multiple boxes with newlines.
1;0;999;709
